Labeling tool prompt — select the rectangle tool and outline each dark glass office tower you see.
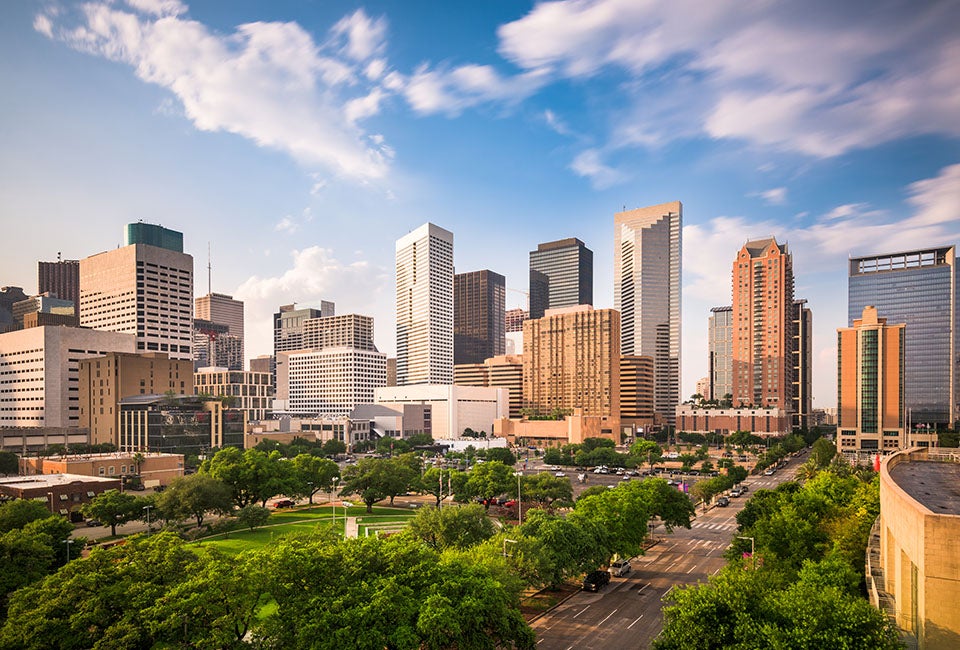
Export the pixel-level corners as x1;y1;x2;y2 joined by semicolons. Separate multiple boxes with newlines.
848;246;956;426
528;238;593;319
454;270;505;365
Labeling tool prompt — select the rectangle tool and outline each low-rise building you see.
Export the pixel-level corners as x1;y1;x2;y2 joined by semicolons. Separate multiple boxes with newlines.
375;384;507;439
19;451;184;487
870;448;960;648
0;473;120;519
494;409;614;447
118;395;245;456
674;405;792;437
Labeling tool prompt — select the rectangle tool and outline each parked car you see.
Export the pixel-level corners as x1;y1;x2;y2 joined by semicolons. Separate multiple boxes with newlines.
716;496;730;507
582;570;611;591
740;484;749;492
730;487;743;497
763;468;775;476
502;500;517;508
272;499;296;508
609;559;632;577
85;519;102;527
554;471;566;478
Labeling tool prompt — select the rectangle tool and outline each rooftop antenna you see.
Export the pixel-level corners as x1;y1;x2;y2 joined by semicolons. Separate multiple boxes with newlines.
57;251;62;262
207;242;212;296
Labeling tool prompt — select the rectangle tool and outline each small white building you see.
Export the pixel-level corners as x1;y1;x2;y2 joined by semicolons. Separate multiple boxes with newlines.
375;384;508;439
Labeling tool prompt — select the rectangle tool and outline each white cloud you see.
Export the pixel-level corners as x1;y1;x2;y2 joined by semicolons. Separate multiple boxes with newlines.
569;149;625;189
495;0;960;157
38;3;394;181
234;247;391;358
906;163;960;227
401;64;548;116
752;187;787;206
274;217;297;234
543;109;571;136
33;14;53;38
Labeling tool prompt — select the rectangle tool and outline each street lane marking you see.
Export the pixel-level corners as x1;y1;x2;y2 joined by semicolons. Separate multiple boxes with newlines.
637;583;649;593
598;609;619;626
686;564;697;574
627;614;644;629
572;605;591;619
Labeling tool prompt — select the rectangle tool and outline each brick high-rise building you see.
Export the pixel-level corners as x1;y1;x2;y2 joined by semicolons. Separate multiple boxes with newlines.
80;223;193;360
523;305;619;426
454;354;523;418
731;237;794;410
454;270;505;365
836;306;933;452
615;202;682;426
505;308;528;333
38;258;80;317
396;223;454;385
529;238;593;319
620;355;655;433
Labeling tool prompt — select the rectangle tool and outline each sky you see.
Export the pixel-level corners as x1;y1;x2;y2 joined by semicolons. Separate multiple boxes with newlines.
2;0;959;411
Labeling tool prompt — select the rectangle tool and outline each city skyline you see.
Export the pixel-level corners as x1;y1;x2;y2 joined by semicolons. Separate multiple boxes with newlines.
2;1;959;409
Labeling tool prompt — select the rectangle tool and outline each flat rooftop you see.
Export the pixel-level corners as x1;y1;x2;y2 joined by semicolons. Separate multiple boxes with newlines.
889;460;960;516
0;473;118;489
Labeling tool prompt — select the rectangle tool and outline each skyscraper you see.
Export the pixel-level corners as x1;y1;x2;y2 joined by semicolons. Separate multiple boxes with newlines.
396;223;454;385
836;306;924;451
708;306;733;404
848;246;956;426
196;293;244;363
614;201;681;425
528;238;593;319
792;299;813;430
731;237;794;410
38;258;80;317
80;223;193;360
273;302;334;355
454;269;505;365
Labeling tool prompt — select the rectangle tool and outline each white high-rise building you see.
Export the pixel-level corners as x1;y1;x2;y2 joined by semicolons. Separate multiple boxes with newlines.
80;223;194;361
395;223;454;385
614;202;682;426
282;348;387;416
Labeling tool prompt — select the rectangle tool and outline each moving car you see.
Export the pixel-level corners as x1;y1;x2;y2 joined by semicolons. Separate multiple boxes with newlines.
272;499;296;508
582;570;611;591
716;496;730;507
730;487;743;497
609;559;632;577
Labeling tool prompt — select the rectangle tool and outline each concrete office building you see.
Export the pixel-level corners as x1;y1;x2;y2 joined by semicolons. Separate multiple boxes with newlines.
375;384;507;439
279;347;386;417
274;302;334;355
38;258;80;318
620;355;656;433
848;246;957;426
529;238;593;319
80;223;193;360
837;306;936;451
395;223;454;385
454;270;505;365
731;237;795;411
615;202;682;426
505;308;528;333
303;313;377;351
79;351;193;446
708;306;733;404
12;294;77;330
0;286;28;333
523;305;620;435
792;299;813;430
454;354;524;418
0;326;135;431
195;292;244;369
194;367;273;422
871;448;960;649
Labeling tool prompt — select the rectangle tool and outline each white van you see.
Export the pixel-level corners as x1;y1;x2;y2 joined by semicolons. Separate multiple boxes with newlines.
609;559;632;577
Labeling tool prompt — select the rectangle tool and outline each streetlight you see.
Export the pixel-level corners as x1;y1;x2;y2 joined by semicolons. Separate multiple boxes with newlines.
47;492;54;514
143;505;153;534
62;539;74;562
514;471;523;525
331;477;340;525
736;536;755;570
342;501;353;535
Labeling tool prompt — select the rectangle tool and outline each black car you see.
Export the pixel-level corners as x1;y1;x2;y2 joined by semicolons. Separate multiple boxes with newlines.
716;496;730;507
582;570;611;592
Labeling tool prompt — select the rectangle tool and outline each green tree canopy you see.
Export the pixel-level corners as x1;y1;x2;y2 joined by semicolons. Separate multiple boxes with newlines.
0;451;18;477
405;503;495;551
289;454;340;504
484;447;516;466
156;473;233;528
0;499;53;532
463;461;517;506
81;489;140;536
202;447;293;508
340;457;405;512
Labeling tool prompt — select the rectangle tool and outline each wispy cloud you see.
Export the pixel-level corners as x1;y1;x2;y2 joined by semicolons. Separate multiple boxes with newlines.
569;149;626;189
37;3;394;182
750;187;787;206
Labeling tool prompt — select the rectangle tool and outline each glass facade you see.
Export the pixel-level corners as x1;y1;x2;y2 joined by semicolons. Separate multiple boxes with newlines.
454;270;506;365
848;247;956;425
708;306;733;401
529;238;593;319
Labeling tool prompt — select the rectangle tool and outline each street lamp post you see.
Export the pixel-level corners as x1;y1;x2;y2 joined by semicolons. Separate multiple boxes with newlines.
47;492;54;514
62;539;74;562
736;536;755;570
515;471;523;525
143;505;153;534
342;501;353;536
331;477;340;526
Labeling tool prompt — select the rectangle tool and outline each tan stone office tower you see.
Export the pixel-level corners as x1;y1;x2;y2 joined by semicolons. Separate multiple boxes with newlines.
396;223;454;385
523;305;620;431
614;202;681;426
80;223;193;361
731;237;794;410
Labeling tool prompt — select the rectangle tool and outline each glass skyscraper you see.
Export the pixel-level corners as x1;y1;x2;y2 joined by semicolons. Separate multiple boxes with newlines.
848;246;956;426
528;238;593;319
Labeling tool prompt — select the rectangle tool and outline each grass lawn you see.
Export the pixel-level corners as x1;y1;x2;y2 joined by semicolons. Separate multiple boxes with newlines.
194;505;417;555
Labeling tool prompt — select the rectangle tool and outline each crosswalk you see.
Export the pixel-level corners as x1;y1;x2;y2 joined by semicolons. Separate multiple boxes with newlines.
690;521;737;532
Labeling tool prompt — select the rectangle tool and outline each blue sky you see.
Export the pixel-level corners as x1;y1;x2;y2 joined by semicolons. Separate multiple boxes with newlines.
2;0;959;410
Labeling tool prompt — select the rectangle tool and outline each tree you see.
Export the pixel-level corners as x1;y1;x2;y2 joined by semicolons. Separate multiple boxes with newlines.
464;461;516;507
522;472;573;508
405;503;495;551
518;509;607;586
340;457;404;512
485;447;517;466
236;504;271;530
0;499;53;532
203;446;293;508
157;473;233;528
82;489;139;536
811;437;836;468
420;466;465;507
0;451;18;477
290;454;340;504
321;439;347;457
629;439;663;469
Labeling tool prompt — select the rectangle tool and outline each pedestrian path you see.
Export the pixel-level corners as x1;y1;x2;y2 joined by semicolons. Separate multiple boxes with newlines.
690;521;737;531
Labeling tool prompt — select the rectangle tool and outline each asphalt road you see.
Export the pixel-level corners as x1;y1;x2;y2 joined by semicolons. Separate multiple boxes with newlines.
530;459;800;649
